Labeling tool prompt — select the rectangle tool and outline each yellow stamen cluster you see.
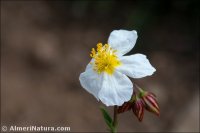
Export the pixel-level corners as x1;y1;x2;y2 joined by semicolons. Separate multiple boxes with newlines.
90;43;121;74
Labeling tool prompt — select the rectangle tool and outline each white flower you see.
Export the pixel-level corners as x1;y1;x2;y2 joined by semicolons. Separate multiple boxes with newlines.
79;29;156;106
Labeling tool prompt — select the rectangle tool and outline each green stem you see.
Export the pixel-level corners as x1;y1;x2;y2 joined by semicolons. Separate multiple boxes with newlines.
135;83;144;93
113;105;118;133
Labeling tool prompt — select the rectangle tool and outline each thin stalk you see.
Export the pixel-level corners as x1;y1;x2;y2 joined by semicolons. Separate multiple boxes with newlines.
135;83;144;93
113;105;118;133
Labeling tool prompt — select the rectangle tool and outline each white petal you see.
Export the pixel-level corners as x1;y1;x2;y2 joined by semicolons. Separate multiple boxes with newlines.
108;29;138;56
79;68;103;100
117;54;156;78
98;71;133;106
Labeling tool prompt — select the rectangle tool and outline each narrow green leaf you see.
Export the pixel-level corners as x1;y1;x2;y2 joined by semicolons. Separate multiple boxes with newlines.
100;106;115;132
100;107;112;124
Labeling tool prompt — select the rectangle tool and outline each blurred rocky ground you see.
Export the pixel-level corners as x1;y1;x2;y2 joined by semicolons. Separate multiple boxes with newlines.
1;1;199;132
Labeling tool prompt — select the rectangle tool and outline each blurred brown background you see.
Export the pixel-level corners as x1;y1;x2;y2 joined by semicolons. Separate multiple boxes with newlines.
1;0;199;132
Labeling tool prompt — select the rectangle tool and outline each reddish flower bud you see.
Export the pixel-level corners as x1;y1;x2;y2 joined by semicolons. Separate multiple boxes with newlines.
142;92;160;116
118;89;159;122
132;94;145;122
118;102;132;113
118;92;136;114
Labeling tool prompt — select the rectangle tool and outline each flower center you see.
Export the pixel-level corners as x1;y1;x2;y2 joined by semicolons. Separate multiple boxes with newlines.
90;43;121;75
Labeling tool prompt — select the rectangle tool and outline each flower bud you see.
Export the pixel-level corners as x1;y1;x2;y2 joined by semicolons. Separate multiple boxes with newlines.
118;102;132;113
117;92;136;114
132;94;145;122
142;91;160;116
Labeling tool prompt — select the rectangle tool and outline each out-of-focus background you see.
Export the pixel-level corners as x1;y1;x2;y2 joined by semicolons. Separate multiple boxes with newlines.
1;0;199;132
